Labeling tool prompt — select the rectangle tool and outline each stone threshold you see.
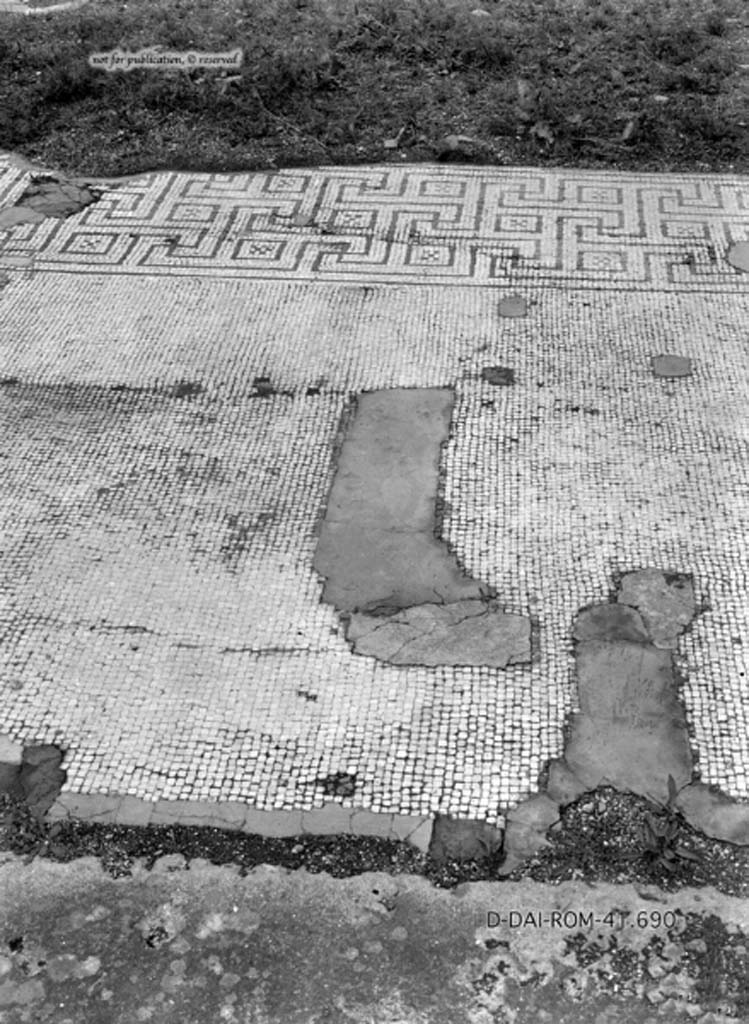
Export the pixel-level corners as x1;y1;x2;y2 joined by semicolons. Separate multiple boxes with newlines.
45;791;435;853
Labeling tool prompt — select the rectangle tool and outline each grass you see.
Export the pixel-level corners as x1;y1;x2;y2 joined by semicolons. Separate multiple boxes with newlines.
0;0;746;177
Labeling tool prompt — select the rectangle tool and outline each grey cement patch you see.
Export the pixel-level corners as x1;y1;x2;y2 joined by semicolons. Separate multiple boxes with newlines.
497;294;528;317
314;387;530;665
345;599;530;667
0;173;101;229
727;240;749;272
572;604;650;644
481;365;516;386
550;574;696;808
617;569;696;649
652;354;694;378
499;569;749;872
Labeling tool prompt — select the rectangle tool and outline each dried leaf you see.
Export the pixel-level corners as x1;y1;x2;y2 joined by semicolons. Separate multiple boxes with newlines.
384;125;407;150
530;121;554;145
675;845;702;863
645;812;665;838
640;822;657;848
516;77;534;107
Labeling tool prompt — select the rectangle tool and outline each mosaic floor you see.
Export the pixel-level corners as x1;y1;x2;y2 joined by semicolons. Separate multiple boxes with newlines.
0;159;748;826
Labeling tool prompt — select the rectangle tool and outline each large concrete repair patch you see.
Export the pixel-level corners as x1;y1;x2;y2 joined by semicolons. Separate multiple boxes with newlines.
497;569;749;874
313;388;530;667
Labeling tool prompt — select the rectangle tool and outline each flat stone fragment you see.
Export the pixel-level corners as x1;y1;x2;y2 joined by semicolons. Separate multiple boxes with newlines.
16;177;98;219
572;603;650;644
428;814;503;864
0;763;21;798
349;809;394;838
117;795;156;828
399;818;433;854
18;744;66;817
0;735;23;764
726;241;749;273
575;640;683;723
0;206;45;228
563;714;693;804
676;783;749;846
390;814;433;853
617;569;696;648
652;354;693;378
243;808;304;837
544;757;588;806
0;255;34;270
498;794;559;875
345;599;531;667
302;802;353;835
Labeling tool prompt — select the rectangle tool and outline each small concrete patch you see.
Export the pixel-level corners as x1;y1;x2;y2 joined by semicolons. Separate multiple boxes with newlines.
497;294;528;317
652;354;693;378
428;814;503;864
481;366;515;386
345;599;531;667
726;240;749;273
617;569;696;648
676;783;749;846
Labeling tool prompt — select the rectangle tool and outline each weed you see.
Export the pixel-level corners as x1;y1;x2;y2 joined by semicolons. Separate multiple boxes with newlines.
630;775;703;873
0;0;745;175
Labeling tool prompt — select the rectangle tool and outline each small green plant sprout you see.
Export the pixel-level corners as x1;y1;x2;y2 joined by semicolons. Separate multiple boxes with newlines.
638;774;702;872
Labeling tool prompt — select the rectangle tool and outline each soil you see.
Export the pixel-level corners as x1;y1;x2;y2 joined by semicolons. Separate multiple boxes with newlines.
2;786;748;896
0;0;747;178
